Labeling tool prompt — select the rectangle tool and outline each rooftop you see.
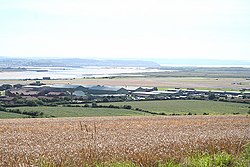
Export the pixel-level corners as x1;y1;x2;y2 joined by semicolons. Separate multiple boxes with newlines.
50;84;83;89
86;85;123;91
132;91;160;95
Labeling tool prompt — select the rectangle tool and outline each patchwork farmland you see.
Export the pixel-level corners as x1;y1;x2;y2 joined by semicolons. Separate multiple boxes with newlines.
1;100;249;119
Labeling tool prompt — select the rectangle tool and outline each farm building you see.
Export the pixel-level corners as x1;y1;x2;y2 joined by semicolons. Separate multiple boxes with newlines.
0;96;14;103
120;86;140;93
23;85;49;91
46;84;157;95
90;94;127;101
84;85;128;94
49;84;87;92
135;87;158;92
6;88;45;97
131;91;174;99
132;91;160;99
152;91;180;96
72;91;87;97
224;91;241;96
47;92;67;97
243;92;250;98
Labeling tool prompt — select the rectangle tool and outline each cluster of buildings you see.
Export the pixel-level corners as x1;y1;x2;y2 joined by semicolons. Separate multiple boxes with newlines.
0;82;157;102
0;82;250;103
131;89;250;100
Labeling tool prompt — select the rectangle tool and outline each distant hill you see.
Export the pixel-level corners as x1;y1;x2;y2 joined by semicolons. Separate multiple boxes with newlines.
0;58;160;67
149;59;250;66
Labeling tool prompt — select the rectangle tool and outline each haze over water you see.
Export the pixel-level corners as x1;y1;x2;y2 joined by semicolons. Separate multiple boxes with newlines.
0;67;166;80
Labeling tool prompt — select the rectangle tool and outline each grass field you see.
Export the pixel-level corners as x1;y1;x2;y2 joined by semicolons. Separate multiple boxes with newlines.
3;100;249;119
6;106;146;118
0;111;27;119
0;116;249;166
100;100;250;115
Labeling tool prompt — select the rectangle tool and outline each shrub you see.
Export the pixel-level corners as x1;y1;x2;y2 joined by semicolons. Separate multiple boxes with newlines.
36;100;44;106
103;98;109;102
91;102;97;108
26;100;38;106
83;104;90;107
108;105;115;108
208;93;216;100
123;105;132;109
0;106;6;111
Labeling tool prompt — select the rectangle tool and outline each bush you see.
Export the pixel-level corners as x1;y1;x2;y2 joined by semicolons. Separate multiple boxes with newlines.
123;105;132;109
15;99;27;104
36;100;44;106
83;104;90;107
22;110;43;117
8;109;22;114
26;100;38;106
0;106;6;111
103;98;109;102
91;102;97;108
208;93;216;100
108;105;115;108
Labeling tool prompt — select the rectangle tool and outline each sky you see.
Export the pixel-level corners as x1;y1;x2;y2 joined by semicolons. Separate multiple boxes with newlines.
0;0;250;60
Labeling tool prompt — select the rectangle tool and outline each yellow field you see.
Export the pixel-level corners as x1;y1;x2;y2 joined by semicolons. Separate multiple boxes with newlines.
0;116;249;166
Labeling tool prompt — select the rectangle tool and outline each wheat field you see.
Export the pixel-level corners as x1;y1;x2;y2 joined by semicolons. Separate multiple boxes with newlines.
0;116;249;166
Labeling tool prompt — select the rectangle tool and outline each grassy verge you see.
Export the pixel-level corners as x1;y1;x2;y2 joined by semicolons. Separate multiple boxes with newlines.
161;144;250;167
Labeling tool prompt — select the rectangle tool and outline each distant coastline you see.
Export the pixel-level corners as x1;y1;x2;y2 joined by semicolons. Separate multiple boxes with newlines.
161;64;250;68
146;59;250;67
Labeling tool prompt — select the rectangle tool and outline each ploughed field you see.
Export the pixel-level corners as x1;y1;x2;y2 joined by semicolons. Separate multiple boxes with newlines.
0;116;249;166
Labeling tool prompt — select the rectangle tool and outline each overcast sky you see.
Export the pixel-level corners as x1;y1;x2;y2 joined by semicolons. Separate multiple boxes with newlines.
0;0;250;60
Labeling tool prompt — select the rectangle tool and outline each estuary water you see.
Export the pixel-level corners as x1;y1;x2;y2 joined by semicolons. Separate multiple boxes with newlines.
0;66;166;80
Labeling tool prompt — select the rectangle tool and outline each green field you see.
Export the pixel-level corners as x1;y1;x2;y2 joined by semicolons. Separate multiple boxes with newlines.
7;106;146;118
2;100;249;118
100;100;250;115
0;111;27;119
